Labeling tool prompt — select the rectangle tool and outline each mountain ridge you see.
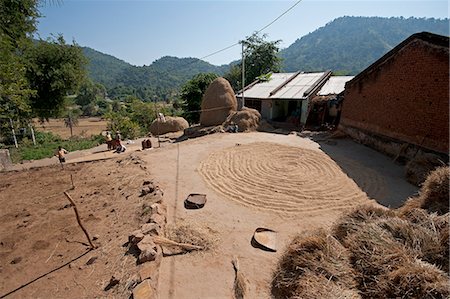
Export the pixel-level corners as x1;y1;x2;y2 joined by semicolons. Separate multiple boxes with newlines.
83;16;449;100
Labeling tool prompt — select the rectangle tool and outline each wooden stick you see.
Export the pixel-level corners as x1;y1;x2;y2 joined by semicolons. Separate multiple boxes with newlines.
152;236;203;251
70;174;75;190
64;192;96;249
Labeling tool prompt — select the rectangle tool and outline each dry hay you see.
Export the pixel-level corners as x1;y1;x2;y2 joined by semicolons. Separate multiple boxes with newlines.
375;217;444;269
383;259;449;298
223;107;261;132
343;223;414;298
200;77;237;126
199;142;369;214
271;230;358;299
164;221;218;252
405;153;444;186
419;166;449;215
291;273;361;299
149;116;189;135
332;204;395;242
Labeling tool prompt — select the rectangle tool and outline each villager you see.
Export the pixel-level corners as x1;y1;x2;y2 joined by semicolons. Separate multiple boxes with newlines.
105;131;113;150
115;131;122;141
115;140;126;153
55;146;68;168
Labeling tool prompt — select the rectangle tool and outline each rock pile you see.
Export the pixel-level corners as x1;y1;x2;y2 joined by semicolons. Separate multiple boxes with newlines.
127;180;167;299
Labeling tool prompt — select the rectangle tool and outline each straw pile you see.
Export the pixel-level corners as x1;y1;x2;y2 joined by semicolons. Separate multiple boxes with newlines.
200;77;237;126
405;153;444;186
332;204;395;242
164;221;218;251
419;166;449;215
223;107;261;132
271;230;358;299
149;116;189;135
272;166;450;298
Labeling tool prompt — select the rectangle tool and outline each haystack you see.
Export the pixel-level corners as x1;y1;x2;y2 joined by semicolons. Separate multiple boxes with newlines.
419;166;449;215
344;223;413;298
223;107;261;132
332;204;395;242
149;116;189;135
405;153;444;186
383;259;449;298
200;77;237;126
271;230;357;299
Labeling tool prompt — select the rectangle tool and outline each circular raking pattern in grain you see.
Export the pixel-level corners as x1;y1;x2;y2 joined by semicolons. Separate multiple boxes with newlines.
199;142;372;214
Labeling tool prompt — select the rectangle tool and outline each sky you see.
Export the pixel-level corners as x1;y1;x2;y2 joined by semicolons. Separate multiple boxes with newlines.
36;0;448;66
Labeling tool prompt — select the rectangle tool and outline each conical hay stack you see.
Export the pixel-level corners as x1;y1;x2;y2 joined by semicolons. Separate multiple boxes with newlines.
200;77;237;126
223;107;261;132
149;116;189;135
419;166;449;215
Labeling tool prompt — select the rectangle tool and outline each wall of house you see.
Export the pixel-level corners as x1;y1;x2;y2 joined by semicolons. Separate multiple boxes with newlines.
340;39;449;154
261;100;272;120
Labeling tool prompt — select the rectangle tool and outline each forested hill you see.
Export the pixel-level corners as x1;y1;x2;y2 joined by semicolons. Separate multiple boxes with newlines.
280;16;449;74
82;47;228;100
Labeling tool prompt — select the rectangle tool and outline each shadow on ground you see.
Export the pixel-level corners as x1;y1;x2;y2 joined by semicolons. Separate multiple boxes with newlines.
311;135;418;208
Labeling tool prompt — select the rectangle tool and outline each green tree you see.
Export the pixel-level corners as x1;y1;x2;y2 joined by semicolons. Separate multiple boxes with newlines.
180;73;218;124
75;80;105;107
25;36;87;120
0;0;39;47
224;33;282;92
63;107;82;137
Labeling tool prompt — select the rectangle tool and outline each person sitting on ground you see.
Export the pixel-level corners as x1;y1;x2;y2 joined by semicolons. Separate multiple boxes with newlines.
115;139;126;153
227;122;239;133
55;146;68;167
142;139;152;150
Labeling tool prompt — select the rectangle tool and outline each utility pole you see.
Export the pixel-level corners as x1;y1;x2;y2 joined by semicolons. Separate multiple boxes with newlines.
241;40;245;111
9;118;18;148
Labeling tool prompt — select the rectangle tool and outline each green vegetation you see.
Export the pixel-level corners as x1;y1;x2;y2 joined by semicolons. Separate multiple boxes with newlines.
83;48;229;101
8;131;103;163
280;16;449;74
0;0;88;146
225;34;282;92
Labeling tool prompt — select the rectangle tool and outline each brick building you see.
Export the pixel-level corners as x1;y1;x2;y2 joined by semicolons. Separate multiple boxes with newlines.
340;32;449;157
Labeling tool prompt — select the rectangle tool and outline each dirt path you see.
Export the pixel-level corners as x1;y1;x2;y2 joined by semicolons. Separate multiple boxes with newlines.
138;132;417;298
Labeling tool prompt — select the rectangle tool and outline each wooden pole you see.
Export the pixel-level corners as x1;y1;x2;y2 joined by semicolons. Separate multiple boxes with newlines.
9;118;18;148
70;174;75;189
29;123;36;146
63;192;96;249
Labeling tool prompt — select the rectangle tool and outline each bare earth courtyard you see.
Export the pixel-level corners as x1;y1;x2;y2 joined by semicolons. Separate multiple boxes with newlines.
0;132;418;298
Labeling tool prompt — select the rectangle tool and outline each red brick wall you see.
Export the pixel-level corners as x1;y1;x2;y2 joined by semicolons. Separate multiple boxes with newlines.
341;39;449;154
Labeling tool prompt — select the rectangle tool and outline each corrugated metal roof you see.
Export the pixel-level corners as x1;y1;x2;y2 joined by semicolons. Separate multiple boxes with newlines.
317;76;354;96
237;72;327;100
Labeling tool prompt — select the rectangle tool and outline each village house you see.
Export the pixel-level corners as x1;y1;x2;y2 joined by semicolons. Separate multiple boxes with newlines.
339;32;449;158
236;71;332;129
305;76;354;129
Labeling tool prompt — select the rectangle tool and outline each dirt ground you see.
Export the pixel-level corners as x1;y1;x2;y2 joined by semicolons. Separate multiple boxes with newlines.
0;132;418;298
33;117;108;139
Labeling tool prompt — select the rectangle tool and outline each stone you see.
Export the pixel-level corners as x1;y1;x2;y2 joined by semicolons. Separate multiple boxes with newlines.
129;230;145;245
141;223;160;236
148;213;166;227
150;203;166;216
137;236;158;264
133;279;155;299
138;247;162;282
141;185;155;196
